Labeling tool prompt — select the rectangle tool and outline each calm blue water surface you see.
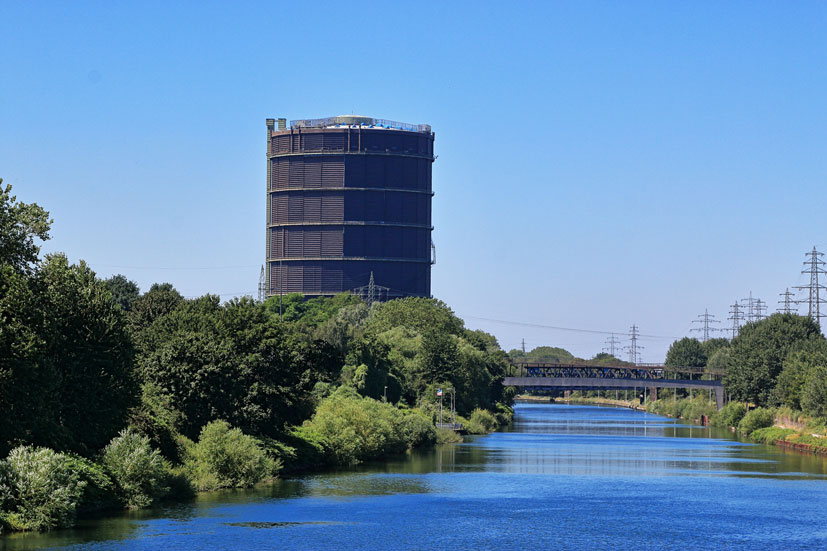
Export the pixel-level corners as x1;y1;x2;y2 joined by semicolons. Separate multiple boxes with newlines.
4;403;827;550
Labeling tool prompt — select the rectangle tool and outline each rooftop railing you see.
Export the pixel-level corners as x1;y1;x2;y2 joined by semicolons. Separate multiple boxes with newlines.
291;117;431;133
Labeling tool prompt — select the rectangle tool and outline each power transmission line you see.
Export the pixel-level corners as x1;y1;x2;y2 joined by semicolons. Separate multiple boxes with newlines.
464;316;679;340
794;246;827;326
690;308;721;342
778;288;797;314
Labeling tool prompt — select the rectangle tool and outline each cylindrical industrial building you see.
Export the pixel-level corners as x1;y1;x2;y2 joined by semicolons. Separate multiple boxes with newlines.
265;115;435;300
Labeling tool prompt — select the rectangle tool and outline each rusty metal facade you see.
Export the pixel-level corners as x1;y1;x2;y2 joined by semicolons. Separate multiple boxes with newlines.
265;118;435;299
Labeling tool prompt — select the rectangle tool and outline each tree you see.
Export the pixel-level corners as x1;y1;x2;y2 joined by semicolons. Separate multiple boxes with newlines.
128;283;184;333
135;296;333;439
705;347;730;378
0;179;52;274
37;255;136;454
665;337;707;368
104;275;140;311
725;314;822;406
701;338;729;359
1;255;136;456
802;365;827;418
776;338;827;411
366;297;464;337
514;346;576;363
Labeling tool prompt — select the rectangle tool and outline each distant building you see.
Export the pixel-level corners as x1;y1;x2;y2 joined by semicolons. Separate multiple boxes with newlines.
265;115;435;300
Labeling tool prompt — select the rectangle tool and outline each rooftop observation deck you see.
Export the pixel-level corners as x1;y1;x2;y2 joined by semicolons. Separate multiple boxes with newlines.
289;115;431;134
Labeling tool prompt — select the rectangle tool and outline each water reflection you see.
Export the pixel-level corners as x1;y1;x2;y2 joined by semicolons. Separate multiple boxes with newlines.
4;403;827;551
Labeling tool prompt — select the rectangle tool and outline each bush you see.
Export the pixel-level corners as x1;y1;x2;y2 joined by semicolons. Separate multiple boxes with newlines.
469;409;499;433
749;426;795;444
63;455;118;513
435;427;463;444
102;429;169;509
682;399;717;423
737;408;775;436
0;446;86;531
305;395;408;465
187;421;276;491
266;426;329;473
400;411;437;448
711;402;748;429
495;404;514;425
648;397;716;422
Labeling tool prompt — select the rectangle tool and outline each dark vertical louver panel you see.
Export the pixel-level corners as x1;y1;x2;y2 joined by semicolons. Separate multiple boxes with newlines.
322;159;344;187
288;159;304;188
273;159;288;189
304;159;322;188
287;195;304;222
285;229;302;257
366;191;384;222
321;229;343;257
385;156;402;188
284;264;304;293
303;266;321;293
366;228;382;257
321;266;342;293
386;192;403;223
402;192;416;223
402;158;417;189
304;193;321;222
324;133;345;151
345;156;365;186
274;195;288;223
343;190;364;221
304;230;321;257
321;194;344;223
269;264;281;291
303;133;322;151
366;157;384;188
270;229;284;258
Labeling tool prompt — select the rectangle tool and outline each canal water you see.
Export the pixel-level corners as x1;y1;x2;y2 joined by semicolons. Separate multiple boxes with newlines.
4;403;827;550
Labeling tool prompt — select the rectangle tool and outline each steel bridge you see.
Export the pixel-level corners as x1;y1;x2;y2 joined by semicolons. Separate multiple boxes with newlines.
503;362;725;410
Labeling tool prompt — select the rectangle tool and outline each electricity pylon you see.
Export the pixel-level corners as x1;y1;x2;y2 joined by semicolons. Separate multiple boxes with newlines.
690;308;721;342
778;288;797;314
727;301;744;339
625;325;643;365
795;246;827;326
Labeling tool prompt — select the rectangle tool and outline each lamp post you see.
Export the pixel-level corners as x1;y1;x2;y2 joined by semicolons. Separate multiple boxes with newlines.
383;385;388;402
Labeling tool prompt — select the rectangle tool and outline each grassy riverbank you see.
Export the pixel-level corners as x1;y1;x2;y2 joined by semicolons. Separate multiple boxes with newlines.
517;393;647;411
646;397;827;455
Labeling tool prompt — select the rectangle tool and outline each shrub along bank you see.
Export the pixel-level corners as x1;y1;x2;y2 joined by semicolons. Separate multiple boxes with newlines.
646;396;827;454
0;394;511;533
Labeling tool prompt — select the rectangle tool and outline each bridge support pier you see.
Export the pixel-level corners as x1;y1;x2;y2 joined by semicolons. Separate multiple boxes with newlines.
715;387;724;410
649;387;658;402
564;390;571;400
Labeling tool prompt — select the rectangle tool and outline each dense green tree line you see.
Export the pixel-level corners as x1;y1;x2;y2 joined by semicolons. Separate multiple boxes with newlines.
660;314;827;417
1;181;514;531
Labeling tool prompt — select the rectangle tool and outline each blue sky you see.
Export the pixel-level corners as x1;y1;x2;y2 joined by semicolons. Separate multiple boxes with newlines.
2;1;827;361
